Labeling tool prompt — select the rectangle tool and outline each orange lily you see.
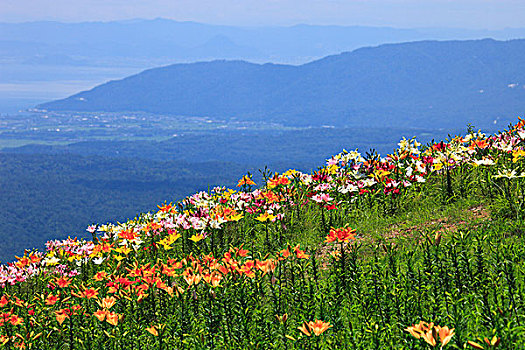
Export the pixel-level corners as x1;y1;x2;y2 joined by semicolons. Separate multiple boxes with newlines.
93;309;107;322
82;287;98;299
9;314;23;326
55;277;71;288
298;319;332;336
105;311;120;326
405;321;431;339
267;175;290;188
93;271;108;281
406;321;454;348
325;226;357;243
98;296;117;309
157;202;175;213
118;230;137;240
437;326;455;347
45;294;59;306
298;321;311;337
308;319;332;336
146;325;158;336
237;175;256;187
294;246;310;259
421;328;437;347
55;309;69;325
469;139;488;150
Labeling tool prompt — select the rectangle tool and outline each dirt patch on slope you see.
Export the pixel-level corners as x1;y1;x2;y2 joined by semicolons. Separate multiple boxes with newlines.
316;205;491;267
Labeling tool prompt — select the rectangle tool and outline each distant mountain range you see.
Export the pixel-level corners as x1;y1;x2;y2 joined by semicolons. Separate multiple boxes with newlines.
4;18;525;113
39;39;525;129
2;18;525;65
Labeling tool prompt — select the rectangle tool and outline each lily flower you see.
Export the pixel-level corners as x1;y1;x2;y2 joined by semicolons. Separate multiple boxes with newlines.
146;325;159;336
255;212;277;222
189;234;204;243
93;309;107;322
309;320;333;336
298;319;332;336
325;227;357;243
294;246;310;259
98;296;117;309
494;168;525;179
298;321;311;336
105;311;121;326
406;321;454;348
237;175;256;187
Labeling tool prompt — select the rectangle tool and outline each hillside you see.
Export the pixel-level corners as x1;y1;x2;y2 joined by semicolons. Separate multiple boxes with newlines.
39;39;525;129
0;153;245;262
0;115;459;263
2;126;457;169
0;118;525;348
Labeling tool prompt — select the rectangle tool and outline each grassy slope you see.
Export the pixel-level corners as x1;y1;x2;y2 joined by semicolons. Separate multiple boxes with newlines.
0;121;524;349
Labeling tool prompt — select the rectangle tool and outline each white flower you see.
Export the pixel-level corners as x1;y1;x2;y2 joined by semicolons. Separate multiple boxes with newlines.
345;150;363;163
209;219;222;229
92;257;105;265
76;258;88;267
415;175;426;183
414;161;426;173
494;168;525;179
338;183;358;194
43;256;60;266
398;138;410;150
361;178;377;187
472;158;495;166
300;174;313;185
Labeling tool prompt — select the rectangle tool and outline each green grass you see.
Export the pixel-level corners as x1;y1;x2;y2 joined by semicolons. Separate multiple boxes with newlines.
1;121;525;349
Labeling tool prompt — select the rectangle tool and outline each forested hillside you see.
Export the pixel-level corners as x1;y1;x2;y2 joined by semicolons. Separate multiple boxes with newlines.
0;153;244;261
40;39;525;129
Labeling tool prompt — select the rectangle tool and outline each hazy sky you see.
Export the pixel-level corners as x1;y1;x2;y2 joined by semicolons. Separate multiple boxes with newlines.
2;0;525;29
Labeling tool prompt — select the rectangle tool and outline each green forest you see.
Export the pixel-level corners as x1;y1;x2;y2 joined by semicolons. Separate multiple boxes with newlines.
0;153;245;261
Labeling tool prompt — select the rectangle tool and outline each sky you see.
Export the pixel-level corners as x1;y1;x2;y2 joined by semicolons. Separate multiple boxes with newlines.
2;0;525;29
